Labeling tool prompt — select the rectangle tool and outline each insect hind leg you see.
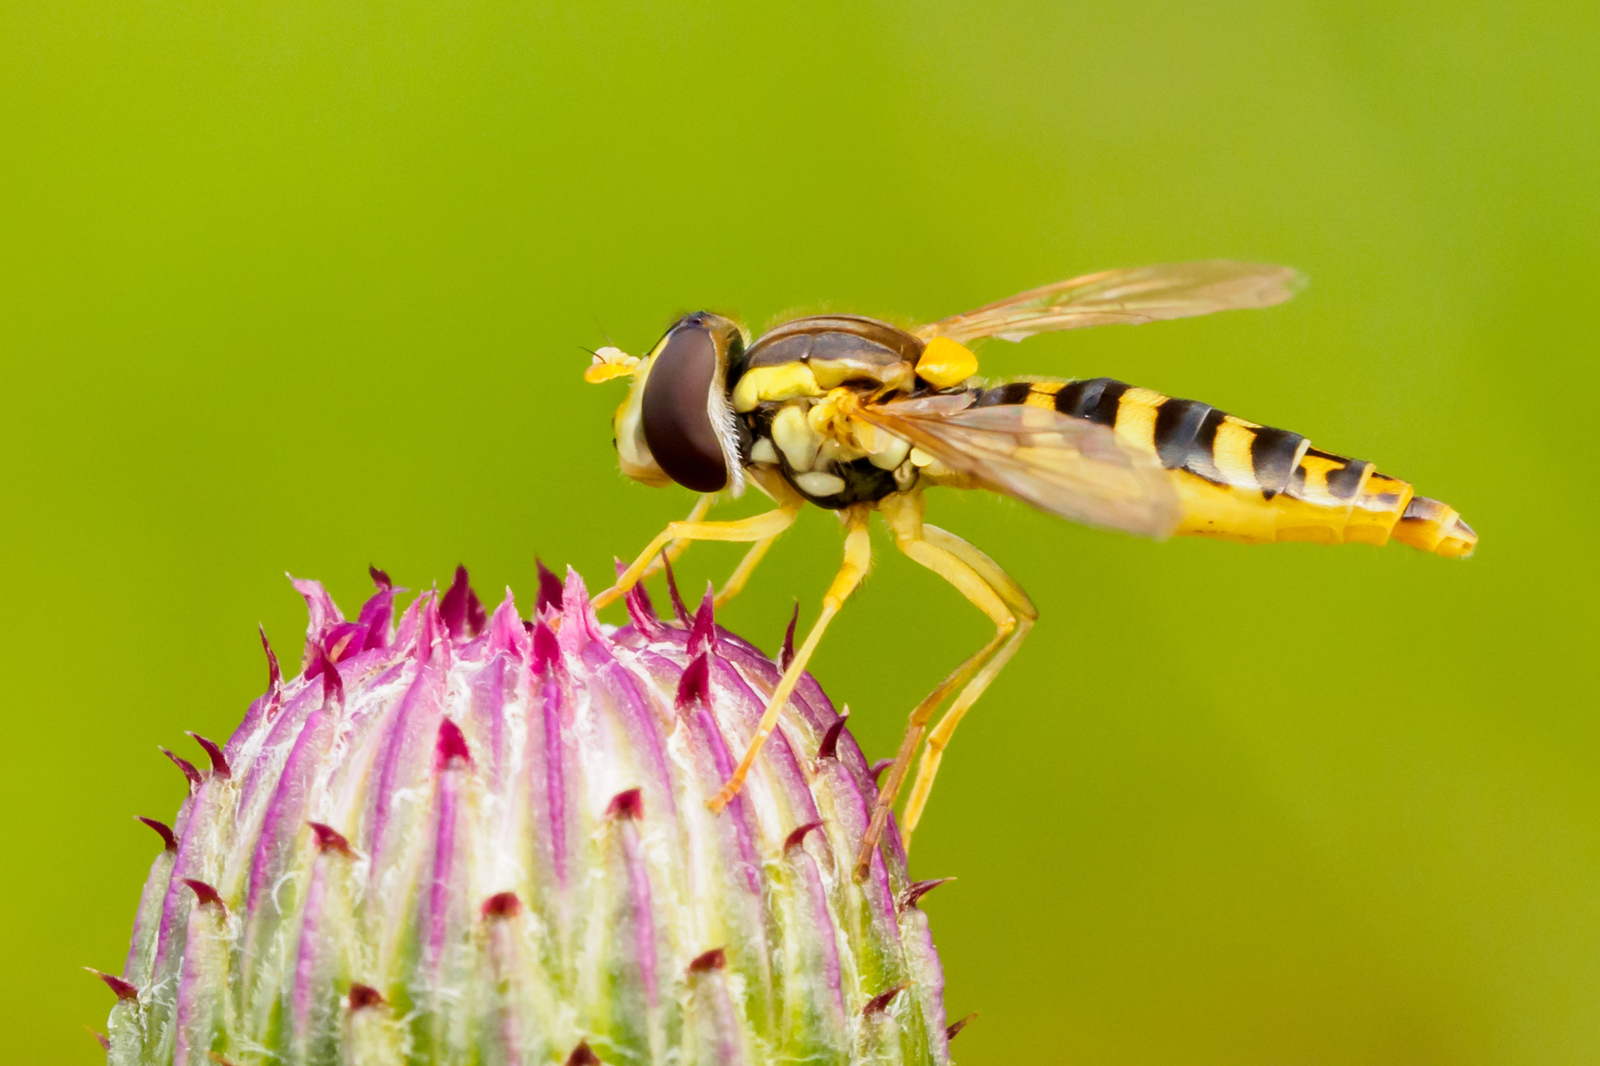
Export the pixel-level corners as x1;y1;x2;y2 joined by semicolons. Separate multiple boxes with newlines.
853;494;1035;881
901;524;1035;839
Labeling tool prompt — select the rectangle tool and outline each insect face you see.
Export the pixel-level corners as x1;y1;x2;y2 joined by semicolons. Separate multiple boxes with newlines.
612;312;747;494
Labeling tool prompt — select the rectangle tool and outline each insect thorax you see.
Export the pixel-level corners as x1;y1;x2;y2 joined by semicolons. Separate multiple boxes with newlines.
729;315;928;508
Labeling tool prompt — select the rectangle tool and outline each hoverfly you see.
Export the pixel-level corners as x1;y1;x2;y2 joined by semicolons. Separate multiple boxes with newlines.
584;261;1475;881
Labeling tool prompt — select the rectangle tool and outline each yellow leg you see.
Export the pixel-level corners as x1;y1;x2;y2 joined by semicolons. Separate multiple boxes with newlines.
853;495;1035;880
590;495;713;610
590;501;800;611
714;535;779;607
901;526;1035;841
637;494;714;581
708;506;873;812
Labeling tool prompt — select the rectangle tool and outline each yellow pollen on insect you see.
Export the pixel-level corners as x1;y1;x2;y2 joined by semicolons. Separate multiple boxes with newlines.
916;337;979;388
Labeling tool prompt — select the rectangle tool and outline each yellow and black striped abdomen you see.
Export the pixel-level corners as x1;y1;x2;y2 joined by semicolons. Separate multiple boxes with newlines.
970;378;1476;557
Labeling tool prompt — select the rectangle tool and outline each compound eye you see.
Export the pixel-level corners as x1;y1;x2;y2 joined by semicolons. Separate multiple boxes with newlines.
640;320;730;492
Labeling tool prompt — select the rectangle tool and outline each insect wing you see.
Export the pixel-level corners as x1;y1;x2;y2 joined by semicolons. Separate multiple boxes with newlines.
916;261;1304;344
855;395;1182;538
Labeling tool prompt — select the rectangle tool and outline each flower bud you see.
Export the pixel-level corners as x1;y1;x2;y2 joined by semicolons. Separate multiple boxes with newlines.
99;565;954;1064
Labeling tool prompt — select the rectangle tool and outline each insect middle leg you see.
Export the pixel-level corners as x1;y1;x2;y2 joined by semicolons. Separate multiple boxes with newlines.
853;493;1035;880
713;535;782;607
708;505;873;812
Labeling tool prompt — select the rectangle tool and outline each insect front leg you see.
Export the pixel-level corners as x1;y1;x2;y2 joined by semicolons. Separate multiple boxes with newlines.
591;494;715;610
634;493;715;581
591;499;802;611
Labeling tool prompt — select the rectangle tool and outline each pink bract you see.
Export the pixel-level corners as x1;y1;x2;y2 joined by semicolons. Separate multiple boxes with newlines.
100;565;954;1065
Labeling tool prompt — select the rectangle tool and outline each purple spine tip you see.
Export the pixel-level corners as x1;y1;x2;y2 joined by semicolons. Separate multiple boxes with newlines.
183;878;225;911
565;1041;602;1066
531;620;560;674
817;713;849;760
136;816;178;852
348;984;387;1011
259;624;282;691
946;1012;977;1041
675;654;711;711
862;981;911;1016
535;559;565;614
606;787;643;820
869;758;894;786
308;821;353;856
688;585;716;656
369;565;392;590
780;601;799;671
86;1027;110;1051
185;732;231;779
900;877;954;910
687;947;727;973
440;565;488;639
160;747;203;791
661;553;689;623
482;891;522;919
784;821;825;853
435;718;472;771
618;557;663;636
85;968;138;1002
314;647;344;705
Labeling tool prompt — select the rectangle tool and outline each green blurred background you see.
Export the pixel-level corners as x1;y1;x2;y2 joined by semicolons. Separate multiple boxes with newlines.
4;0;1598;1061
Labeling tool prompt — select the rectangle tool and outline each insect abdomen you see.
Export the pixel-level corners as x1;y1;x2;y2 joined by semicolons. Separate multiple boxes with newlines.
971;378;1476;557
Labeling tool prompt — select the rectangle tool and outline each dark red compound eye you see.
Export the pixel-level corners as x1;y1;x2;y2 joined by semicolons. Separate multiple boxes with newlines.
641;317;731;492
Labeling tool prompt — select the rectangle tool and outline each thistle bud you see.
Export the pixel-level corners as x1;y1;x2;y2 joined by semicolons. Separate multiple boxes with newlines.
99;566;954;1064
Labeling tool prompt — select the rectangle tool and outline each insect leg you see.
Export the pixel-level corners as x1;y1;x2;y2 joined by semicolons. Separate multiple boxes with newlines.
636;493;715;579
590;501;801;611
707;506;873;812
900;525;1035;841
712;473;810;608
714;536;779;607
853;494;1025;879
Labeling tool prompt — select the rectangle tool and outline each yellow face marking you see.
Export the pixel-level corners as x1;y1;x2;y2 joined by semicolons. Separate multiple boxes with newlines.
584;346;640;383
1211;416;1260;488
1111;387;1165;453
584;361;633;383
731;363;823;412
916;336;979;388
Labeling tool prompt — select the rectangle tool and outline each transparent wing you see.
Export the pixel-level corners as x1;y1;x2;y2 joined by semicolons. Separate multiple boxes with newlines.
916;261;1304;344
855;394;1182;538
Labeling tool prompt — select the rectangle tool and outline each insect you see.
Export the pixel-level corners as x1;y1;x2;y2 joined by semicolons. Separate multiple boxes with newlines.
584;261;1475;881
